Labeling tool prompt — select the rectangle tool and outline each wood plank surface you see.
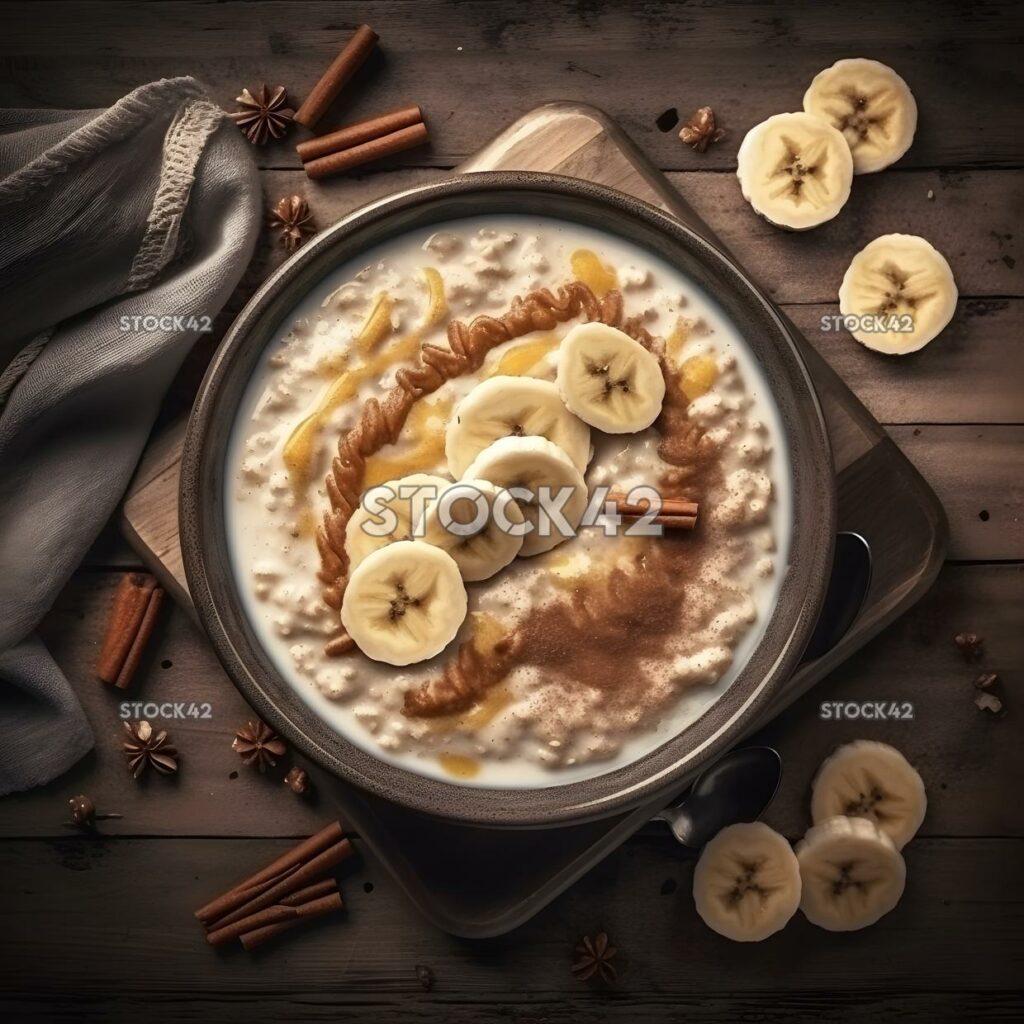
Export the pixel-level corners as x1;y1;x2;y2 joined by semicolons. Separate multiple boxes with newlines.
2;1;1022;1018
2;1;1023;173
891;426;1024;561
788;301;1024;425
0;836;1020;1009
249;168;1022;302
6;993;1023;1024
3;563;1019;840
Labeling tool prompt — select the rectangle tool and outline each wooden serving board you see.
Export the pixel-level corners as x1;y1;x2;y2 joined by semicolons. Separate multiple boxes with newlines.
119;104;946;938
119;99;949;779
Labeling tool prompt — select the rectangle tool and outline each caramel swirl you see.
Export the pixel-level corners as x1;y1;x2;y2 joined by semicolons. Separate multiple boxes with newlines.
316;282;624;642
403;633;521;718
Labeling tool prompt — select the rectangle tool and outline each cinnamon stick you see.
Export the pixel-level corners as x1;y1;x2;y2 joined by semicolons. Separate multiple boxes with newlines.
609;493;699;518
207;880;342;947
206;839;354;930
239;892;344;951
96;573;164;688
114;586;165;688
607;493;699;530
294;24;379;129
296;105;422;162
194;821;345;925
620;513;698;530
303;121;429;180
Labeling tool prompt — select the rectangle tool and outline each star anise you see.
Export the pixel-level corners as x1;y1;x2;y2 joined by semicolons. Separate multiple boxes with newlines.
122;721;178;778
571;932;618;984
230;84;294;145
233;719;287;772
269;195;316;252
679;105;726;153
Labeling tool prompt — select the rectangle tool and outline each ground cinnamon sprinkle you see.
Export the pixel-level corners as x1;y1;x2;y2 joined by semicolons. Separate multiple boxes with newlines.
403;361;723;720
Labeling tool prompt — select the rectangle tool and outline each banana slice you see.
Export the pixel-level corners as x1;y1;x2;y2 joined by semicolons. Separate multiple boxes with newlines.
797;815;906;931
693;822;802;942
340;540;467;666
803;58;917;174
811;741;926;850
464;435;588;557
417;478;525;582
556;323;665;433
736;112;853;230
446;376;591;478
839;234;958;354
346;473;449;569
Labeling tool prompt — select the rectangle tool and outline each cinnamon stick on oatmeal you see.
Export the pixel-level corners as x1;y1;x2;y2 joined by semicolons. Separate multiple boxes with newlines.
296;105;423;162
294;24;379;129
303;121;429;180
609;493;699;530
96;572;165;689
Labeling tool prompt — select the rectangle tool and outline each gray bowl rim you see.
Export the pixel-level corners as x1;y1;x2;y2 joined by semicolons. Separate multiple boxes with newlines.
180;170;836;827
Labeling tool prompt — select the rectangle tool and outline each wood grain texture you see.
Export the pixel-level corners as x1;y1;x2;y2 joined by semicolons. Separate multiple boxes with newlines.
120;417;190;605
0;836;1020;1005
890;426;1024;561
251;168;1023;302
5;993;1024;1024
788;300;1024;425
4;563;1019;840
2;1;1023;172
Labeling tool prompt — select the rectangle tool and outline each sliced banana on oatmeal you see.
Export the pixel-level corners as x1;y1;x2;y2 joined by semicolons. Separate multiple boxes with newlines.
556;322;665;433
839;234;958;354
692;822;802;942
341;541;467;666
796;815;906;931
803;58;917;174
811;740;926;850
417;478;525;582
736;112;854;230
464;435;588;557
345;472;449;569
446;375;591;478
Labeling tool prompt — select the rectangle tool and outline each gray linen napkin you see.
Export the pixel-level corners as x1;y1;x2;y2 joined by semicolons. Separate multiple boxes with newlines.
0;77;260;794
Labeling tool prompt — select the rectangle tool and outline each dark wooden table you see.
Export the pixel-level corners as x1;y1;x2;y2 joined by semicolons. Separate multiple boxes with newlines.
2;3;1022;1021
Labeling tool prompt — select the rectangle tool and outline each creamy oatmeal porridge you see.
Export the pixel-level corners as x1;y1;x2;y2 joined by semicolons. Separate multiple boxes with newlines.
227;215;790;786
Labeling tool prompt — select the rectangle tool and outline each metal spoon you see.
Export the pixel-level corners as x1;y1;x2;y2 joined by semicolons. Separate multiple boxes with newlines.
653;746;782;848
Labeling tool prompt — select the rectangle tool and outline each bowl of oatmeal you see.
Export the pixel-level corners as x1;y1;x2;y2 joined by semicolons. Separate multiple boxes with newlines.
180;172;834;825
